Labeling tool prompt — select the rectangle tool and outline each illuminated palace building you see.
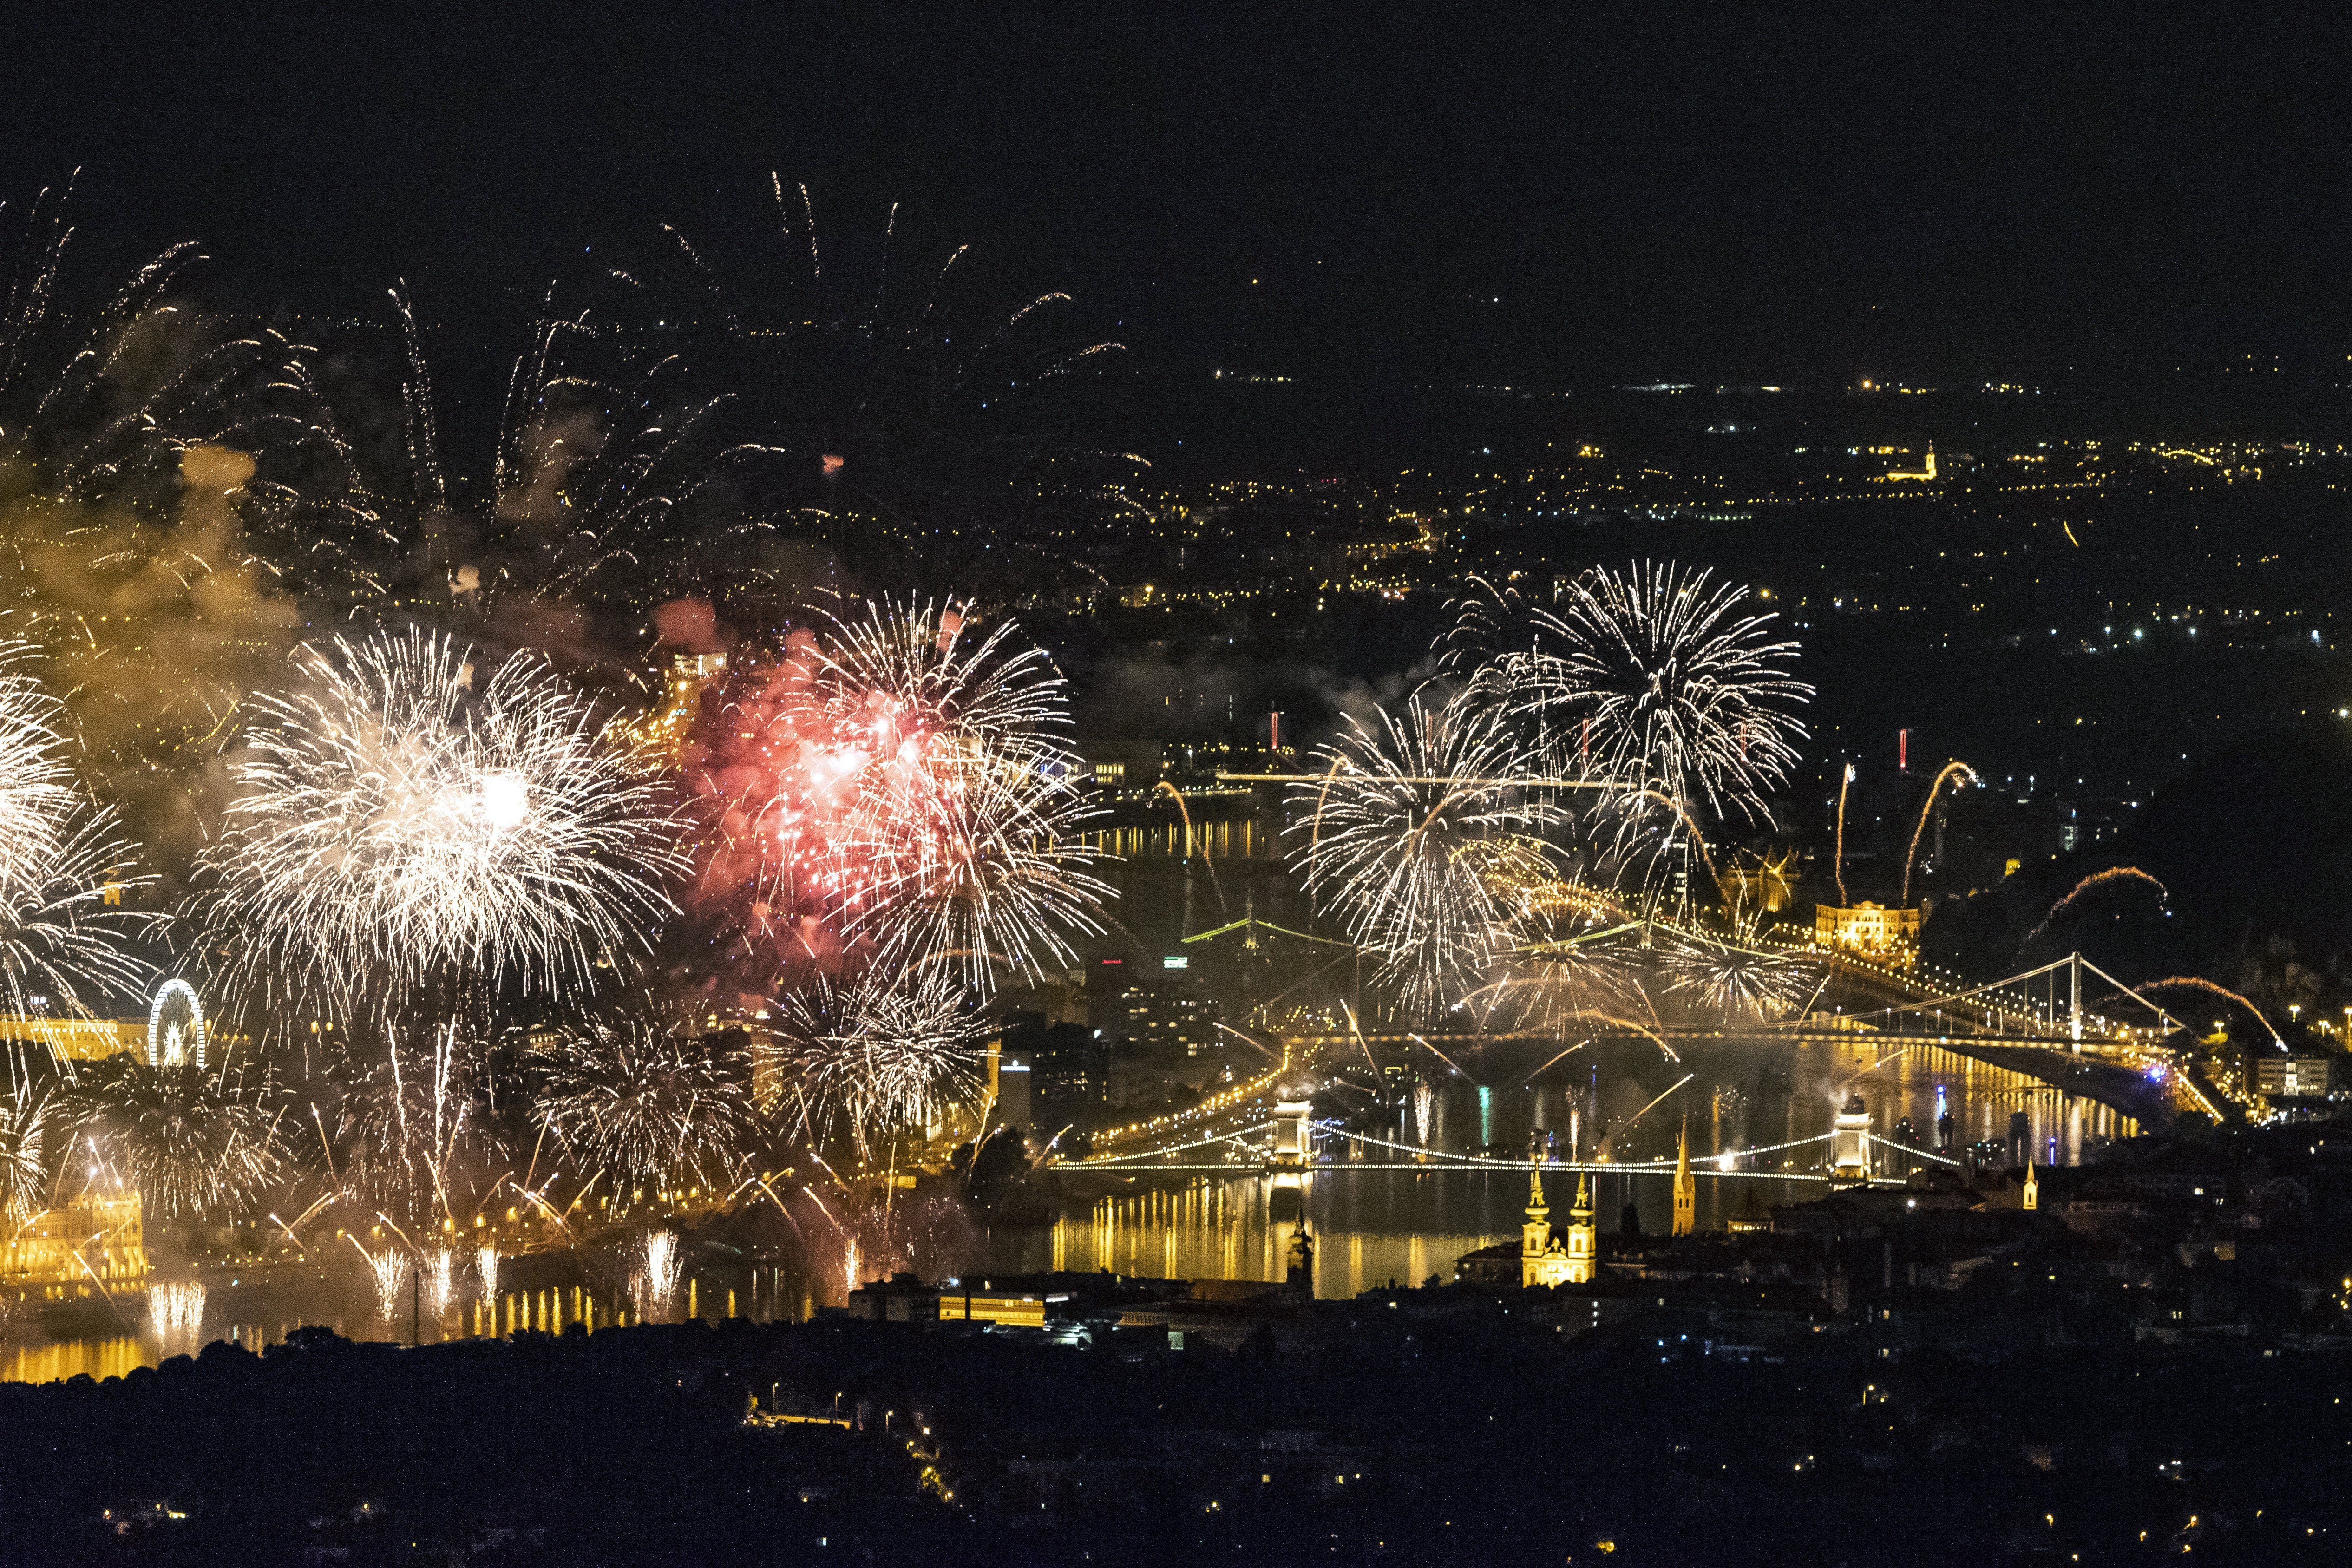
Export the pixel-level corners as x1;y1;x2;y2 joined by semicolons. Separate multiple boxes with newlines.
1814;900;1921;964
0;981;207;1294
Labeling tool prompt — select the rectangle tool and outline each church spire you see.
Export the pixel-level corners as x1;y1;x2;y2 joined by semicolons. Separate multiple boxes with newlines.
1564;1166;1597;1285
1672;1114;1696;1237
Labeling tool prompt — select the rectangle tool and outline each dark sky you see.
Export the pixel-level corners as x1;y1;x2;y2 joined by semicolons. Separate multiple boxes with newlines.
7;2;2349;391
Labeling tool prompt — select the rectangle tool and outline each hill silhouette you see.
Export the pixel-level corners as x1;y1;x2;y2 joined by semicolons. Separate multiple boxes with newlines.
1924;722;2352;1036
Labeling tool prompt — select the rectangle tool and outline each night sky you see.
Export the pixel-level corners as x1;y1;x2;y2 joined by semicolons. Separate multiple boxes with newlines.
7;4;2349;393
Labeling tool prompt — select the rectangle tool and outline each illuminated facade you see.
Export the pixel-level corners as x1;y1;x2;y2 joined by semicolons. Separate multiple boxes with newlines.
1814;901;1920;962
0;1017;144;1061
1521;1166;1597;1287
2;1182;149;1288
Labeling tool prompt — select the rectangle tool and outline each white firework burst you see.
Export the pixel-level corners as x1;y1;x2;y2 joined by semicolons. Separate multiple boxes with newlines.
0;1079;52;1223
202;628;681;1010
0;642;152;1017
1517;561;1810;826
1287;691;1563;1022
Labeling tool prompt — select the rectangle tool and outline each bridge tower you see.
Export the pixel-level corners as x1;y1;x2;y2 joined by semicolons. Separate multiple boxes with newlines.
1671;1117;1696;1237
1270;1083;1313;1170
1832;1094;1873;1181
2068;951;2083;1048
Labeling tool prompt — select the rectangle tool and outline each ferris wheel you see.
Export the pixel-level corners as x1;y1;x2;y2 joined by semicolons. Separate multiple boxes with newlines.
146;979;207;1069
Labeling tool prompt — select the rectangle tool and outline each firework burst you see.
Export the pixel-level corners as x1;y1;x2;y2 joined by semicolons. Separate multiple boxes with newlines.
0;643;153;1018
689;597;1108;991
1496;562;1809;839
201;628;681;1011
531;1007;760;1195
0;1078;52;1223
61;1055;285;1221
772;969;984;1160
1656;922;1814;1025
1288;691;1563;1021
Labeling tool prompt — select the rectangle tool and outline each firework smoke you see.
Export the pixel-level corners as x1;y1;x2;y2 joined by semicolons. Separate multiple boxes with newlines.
201;627;681;1011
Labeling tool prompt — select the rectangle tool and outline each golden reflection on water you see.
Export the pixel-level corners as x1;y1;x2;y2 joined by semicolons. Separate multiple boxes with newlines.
1042;1040;2142;1299
0;1335;147;1385
2;1265;819;1385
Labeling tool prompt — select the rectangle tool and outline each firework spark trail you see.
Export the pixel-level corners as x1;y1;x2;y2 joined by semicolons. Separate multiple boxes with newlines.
1833;761;1854;905
2137;976;2282;1044
630;1228;683;1322
1288;690;1562;1021
1153;779;1229;918
689;597;1110;993
426;1247;458;1314
147;1280;205;1337
1901;761;1980;904
532;1006;760;1196
349;1236;410;1320
475;1246;500;1302
337;1023;504;1232
0;642;154;1017
2022;866;2171;950
201;628;681;1013
1412;1081;1434;1148
773;970;984;1161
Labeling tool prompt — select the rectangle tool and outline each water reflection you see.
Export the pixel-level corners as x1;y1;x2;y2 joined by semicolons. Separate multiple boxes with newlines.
1017;1038;2138;1298
0;1260;828;1385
